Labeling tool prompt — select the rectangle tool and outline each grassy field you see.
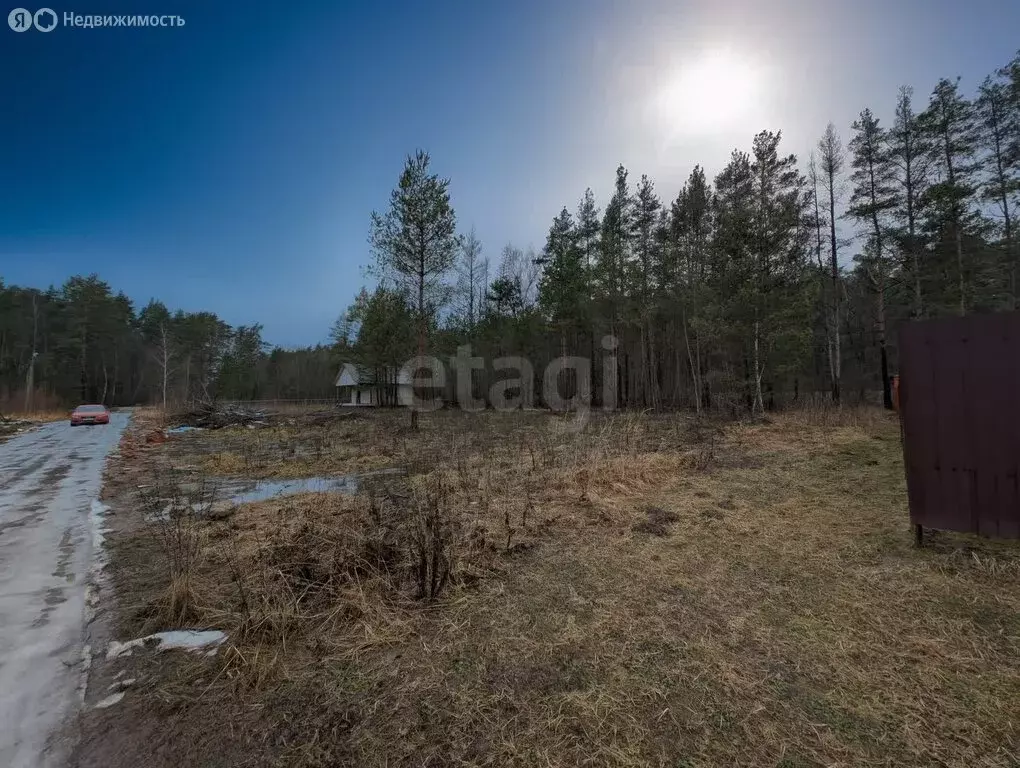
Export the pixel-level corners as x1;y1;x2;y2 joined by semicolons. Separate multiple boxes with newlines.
76;406;1020;768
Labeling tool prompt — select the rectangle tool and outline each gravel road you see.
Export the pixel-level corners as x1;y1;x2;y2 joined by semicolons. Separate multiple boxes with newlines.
0;413;129;768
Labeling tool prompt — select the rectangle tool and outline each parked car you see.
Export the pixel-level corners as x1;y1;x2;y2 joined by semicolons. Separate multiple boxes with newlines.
70;404;110;426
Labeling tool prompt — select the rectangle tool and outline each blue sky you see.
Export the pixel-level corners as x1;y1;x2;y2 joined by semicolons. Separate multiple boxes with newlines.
1;0;1018;347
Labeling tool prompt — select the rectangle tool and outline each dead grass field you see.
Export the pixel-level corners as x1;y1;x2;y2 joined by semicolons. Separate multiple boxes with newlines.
76;406;1020;768
7;408;71;422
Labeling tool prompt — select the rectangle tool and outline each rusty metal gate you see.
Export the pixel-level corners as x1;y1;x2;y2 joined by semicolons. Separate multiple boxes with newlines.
899;311;1020;542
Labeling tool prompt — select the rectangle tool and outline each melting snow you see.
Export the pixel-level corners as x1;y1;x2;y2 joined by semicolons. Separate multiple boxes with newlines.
93;692;125;709
89;500;110;560
165;425;204;435
106;630;226;660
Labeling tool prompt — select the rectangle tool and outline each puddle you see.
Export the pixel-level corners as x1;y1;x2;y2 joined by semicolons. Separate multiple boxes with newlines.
229;475;358;504
144;469;405;522
226;468;404;505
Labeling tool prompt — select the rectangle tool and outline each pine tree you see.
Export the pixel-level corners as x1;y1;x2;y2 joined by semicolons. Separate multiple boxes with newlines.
848;108;898;407
889;86;931;317
1003;51;1020;163
920;78;980;315
631;175;661;302
817;123;846;402
670;166;713;411
576;188;600;302
631;174;662;406
976;73;1020;305
139;299;175;409
596;165;633;322
347;287;415;405
370;150;459;425
537;207;585;326
713;150;756;408
749;131;810;414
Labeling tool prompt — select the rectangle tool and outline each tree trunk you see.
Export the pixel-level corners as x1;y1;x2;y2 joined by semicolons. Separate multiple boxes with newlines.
412;258;426;430
827;171;841;403
100;359;109;405
903;149;923;318
24;293;38;413
682;308;701;415
876;273;892;409
956;225;966;316
24;362;34;413
868;157;892;410
752;317;765;416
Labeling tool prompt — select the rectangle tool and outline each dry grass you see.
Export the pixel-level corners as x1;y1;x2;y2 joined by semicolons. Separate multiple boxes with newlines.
5;408;70;422
86;406;1020;768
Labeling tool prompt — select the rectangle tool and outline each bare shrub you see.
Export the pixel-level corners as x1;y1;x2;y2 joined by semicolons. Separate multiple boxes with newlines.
138;470;211;627
686;419;724;470
409;477;459;601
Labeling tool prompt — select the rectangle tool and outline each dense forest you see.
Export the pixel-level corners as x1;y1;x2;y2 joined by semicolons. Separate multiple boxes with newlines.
2;51;1017;413
0;278;337;411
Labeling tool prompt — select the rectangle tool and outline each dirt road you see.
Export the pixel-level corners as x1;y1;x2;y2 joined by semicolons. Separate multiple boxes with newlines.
0;414;129;768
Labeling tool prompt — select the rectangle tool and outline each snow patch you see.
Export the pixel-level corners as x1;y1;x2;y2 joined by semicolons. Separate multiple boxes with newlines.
78;644;93;703
106;630;227;660
93;692;125;709
166;425;204;435
88;500;110;567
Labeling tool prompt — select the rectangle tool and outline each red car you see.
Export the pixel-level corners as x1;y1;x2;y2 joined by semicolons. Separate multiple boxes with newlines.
70;404;111;426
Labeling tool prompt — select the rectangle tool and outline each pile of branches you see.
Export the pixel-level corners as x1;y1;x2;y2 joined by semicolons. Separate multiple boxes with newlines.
172;402;268;430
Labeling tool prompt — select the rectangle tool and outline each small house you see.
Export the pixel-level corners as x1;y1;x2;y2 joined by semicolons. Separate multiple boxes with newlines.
334;363;413;407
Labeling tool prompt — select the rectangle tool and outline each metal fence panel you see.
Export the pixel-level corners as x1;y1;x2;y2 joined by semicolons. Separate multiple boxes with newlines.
899;311;1020;539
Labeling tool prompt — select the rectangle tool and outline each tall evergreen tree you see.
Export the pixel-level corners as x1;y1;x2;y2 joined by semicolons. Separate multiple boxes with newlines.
537;208;585;326
817;123;846;402
596;165;633;328
848;108;898;408
670;166;713;411
576;188;600;302
748;131;810;414
631;174;662;406
889;86;931;317
920;78;980;314
976;73;1020;305
369;149;459;426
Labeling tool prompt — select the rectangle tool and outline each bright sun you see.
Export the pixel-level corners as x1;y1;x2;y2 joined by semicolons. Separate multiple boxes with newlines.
652;48;763;138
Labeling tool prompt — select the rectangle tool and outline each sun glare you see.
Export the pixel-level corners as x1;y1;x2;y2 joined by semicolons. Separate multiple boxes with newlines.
652;48;764;138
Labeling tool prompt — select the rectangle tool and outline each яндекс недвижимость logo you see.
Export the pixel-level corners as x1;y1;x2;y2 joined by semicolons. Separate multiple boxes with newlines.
8;8;56;31
7;8;184;31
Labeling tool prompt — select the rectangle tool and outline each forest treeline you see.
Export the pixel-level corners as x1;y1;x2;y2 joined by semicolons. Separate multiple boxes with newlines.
352;53;1020;413
2;51;1017;413
0;276;337;411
